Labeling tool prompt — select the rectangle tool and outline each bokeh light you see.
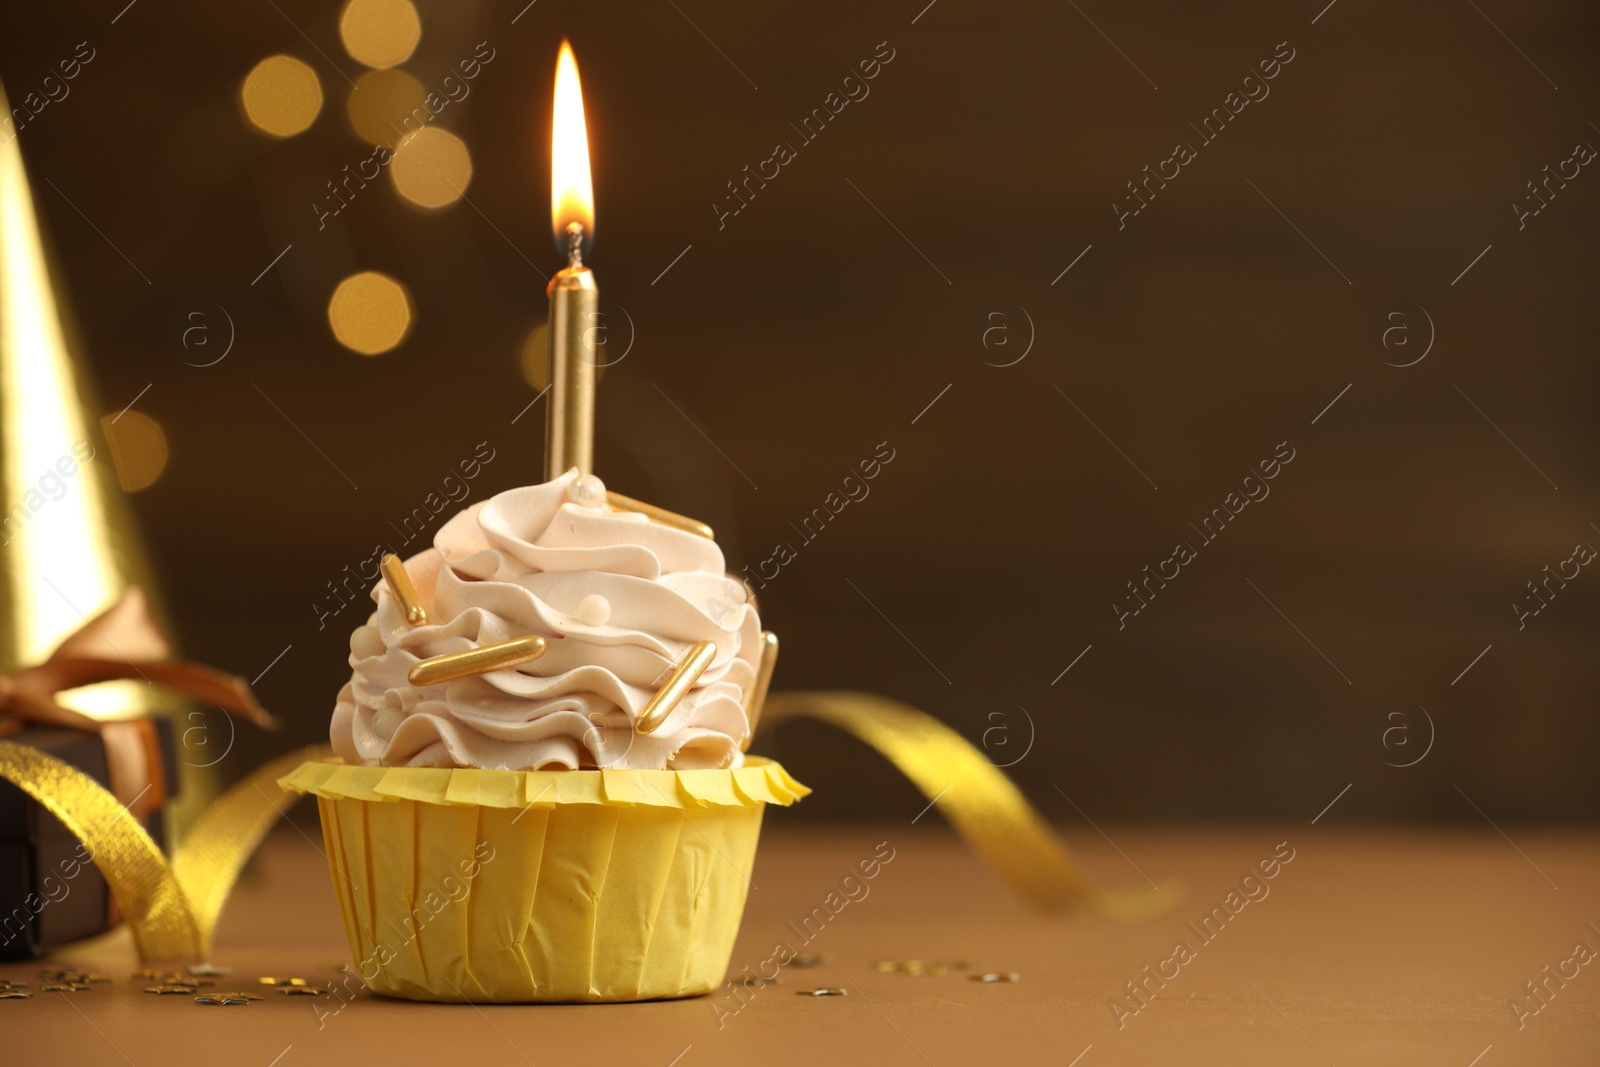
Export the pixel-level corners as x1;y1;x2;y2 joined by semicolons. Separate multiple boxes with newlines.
240;55;323;138
519;323;549;390
346;68;427;145
339;0;422;69
390;126;472;209
328;272;413;355
98;411;169;492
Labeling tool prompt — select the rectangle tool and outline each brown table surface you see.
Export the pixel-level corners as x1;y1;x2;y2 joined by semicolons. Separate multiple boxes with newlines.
7;822;1598;1066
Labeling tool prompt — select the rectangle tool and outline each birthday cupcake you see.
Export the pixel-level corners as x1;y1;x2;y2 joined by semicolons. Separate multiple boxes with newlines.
281;469;805;1003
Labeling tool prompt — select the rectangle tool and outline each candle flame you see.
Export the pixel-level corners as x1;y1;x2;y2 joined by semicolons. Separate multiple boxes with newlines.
550;40;594;250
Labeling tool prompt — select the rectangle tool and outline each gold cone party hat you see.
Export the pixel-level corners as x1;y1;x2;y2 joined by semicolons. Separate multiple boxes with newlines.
0;80;164;718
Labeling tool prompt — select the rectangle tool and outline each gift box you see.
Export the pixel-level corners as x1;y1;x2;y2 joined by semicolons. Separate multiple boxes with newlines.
0;718;176;958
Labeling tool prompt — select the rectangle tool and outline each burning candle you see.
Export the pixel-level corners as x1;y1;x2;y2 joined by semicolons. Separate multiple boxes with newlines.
545;40;598;481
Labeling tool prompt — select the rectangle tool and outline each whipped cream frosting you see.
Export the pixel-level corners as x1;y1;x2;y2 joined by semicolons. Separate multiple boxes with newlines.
330;470;759;770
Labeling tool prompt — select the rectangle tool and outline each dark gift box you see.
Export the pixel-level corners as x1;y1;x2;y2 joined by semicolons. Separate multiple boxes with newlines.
0;720;176;958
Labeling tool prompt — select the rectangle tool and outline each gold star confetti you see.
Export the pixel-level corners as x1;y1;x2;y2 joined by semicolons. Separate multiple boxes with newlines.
788;953;828;968
278;986;327;996
873;958;977;976
796;988;848;997
188;963;233;977
195;992;262;1005
972;972;1021;983
0;991;31;1000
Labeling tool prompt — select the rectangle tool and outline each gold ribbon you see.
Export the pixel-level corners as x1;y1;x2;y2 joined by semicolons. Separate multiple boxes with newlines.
0;586;279;821
0;683;1173;961
0;740;331;960
762;691;1180;919
0;584;317;959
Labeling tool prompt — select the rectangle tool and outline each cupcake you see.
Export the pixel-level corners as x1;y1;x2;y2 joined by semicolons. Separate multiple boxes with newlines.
282;469;805;1002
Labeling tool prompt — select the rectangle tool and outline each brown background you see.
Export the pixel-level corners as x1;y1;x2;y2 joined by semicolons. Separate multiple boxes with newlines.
1;0;1595;822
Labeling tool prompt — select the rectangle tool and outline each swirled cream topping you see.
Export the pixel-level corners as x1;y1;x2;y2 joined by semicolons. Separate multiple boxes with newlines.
330;470;758;770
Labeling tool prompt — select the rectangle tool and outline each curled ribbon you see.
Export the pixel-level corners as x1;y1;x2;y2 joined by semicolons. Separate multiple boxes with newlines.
762;691;1180;919
0;676;1172;961
0;741;330;960
0;585;326;960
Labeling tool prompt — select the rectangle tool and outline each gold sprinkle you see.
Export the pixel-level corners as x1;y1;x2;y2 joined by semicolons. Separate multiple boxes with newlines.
408;635;548;687
796;988;848;997
972;972;1020;983
741;630;778;751
635;641;717;734
605;491;714;540
381;553;428;625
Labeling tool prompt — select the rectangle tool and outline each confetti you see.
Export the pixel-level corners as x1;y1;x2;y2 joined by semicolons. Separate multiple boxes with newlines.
195;992;262;1006
188;963;233;977
788;954;828;968
796;987;848;996
874;959;976;976
972;972;1021;983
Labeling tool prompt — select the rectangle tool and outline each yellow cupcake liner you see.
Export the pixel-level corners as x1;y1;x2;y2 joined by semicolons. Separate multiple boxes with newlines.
279;758;807;1003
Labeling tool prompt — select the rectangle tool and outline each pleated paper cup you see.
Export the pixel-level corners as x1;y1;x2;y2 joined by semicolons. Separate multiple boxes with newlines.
279;758;807;1003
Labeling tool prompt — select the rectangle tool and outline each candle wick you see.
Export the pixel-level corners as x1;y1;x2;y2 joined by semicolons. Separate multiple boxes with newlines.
566;222;585;269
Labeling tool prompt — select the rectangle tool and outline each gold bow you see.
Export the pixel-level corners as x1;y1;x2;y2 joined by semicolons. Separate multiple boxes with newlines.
0;585;327;960
0;587;280;819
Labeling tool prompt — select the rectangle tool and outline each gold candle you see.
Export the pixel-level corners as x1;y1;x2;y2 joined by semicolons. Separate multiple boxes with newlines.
545;40;598;481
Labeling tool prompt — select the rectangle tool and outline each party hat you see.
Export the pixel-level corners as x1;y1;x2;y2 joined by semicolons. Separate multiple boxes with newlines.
0;79;164;700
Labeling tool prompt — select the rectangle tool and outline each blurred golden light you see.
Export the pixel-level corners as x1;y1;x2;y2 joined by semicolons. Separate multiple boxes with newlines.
98;411;169;492
346;68;426;145
339;0;421;70
551;40;595;243
519;323;549;390
328;272;412;355
390;126;472;209
240;55;324;138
